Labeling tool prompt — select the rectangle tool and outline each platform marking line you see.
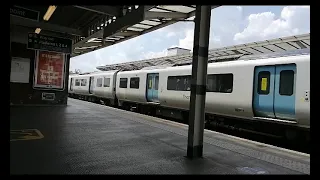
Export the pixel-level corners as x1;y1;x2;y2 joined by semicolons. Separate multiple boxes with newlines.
10;129;44;142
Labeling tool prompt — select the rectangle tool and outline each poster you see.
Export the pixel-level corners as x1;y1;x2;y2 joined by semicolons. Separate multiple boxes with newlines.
10;57;30;83
33;50;65;89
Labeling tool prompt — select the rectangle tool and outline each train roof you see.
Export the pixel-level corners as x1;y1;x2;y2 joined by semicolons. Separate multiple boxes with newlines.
237;48;309;61
69;70;119;77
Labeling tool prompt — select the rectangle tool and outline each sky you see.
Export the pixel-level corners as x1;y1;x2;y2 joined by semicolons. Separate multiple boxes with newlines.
70;6;310;73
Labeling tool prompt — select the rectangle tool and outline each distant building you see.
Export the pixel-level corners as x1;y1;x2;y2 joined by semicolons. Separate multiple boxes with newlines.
167;47;191;56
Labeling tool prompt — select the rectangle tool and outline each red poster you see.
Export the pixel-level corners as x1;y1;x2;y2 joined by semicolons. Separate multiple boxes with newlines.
34;50;65;89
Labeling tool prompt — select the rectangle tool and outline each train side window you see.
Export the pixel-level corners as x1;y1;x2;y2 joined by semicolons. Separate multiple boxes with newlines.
207;74;233;93
104;77;110;87
130;77;140;89
81;79;87;86
97;78;103;87
155;76;159;90
119;78;127;88
207;75;217;92
167;75;191;91
279;70;294;96
257;71;270;95
75;79;80;86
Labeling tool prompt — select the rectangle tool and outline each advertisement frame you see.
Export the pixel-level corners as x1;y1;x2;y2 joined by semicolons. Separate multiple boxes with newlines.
33;50;66;91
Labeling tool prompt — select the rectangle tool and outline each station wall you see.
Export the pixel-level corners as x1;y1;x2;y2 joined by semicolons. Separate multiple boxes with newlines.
10;26;70;106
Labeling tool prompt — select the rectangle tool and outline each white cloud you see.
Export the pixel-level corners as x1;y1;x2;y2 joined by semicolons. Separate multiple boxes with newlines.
178;28;222;51
169;44;178;48
177;6;243;50
179;29;194;50
234;6;310;44
142;49;168;59
166;32;176;38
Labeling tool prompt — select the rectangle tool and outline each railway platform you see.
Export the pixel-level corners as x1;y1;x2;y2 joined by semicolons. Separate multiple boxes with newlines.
10;98;310;174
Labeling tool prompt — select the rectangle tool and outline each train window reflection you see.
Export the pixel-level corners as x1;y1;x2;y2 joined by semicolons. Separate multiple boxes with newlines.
207;74;233;93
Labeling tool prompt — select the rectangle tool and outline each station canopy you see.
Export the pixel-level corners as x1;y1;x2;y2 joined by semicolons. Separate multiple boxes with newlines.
96;33;310;71
10;5;220;57
72;5;221;57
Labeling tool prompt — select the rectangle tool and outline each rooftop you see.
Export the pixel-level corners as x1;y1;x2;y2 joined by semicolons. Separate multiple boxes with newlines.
96;33;310;71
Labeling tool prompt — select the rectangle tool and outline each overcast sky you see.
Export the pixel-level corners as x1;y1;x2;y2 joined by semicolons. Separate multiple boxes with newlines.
70;6;310;73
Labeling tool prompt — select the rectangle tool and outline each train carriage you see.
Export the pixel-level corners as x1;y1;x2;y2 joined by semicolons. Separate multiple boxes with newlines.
68;49;310;141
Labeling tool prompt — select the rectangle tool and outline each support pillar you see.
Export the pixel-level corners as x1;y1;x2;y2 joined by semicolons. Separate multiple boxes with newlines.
187;5;211;158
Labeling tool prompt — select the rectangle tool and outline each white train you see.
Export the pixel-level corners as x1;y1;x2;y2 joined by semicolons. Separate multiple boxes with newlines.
68;49;310;141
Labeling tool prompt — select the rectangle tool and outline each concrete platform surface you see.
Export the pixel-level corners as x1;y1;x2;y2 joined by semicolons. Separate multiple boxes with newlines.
10;98;310;174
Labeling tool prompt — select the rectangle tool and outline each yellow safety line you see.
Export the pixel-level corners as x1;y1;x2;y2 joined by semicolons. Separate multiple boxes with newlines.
10;129;44;141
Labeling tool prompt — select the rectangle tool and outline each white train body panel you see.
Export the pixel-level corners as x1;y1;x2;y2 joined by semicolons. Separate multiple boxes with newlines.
157;66;191;110
91;71;117;100
116;70;148;104
156;54;310;128
157;63;254;119
72;75;91;96
292;56;310;127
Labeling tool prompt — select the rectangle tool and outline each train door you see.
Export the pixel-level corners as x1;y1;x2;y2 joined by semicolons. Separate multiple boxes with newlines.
154;74;159;101
146;73;159;102
253;66;276;118
274;64;296;120
70;78;73;91
89;77;94;94
253;64;296;120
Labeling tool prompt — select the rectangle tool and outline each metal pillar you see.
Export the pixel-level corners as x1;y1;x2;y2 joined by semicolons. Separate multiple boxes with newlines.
187;5;211;158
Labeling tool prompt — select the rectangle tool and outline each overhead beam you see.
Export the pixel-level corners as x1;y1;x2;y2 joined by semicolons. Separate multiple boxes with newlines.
75;46;100;50
72;30;139;56
112;15;185;46
73;29;139;48
114;31;140;36
71;46;101;57
73;5;119;16
73;29;103;47
144;11;188;20
10;15;85;36
73;46;100;54
77;41;113;48
188;5;221;17
99;17;178;54
103;5;155;38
